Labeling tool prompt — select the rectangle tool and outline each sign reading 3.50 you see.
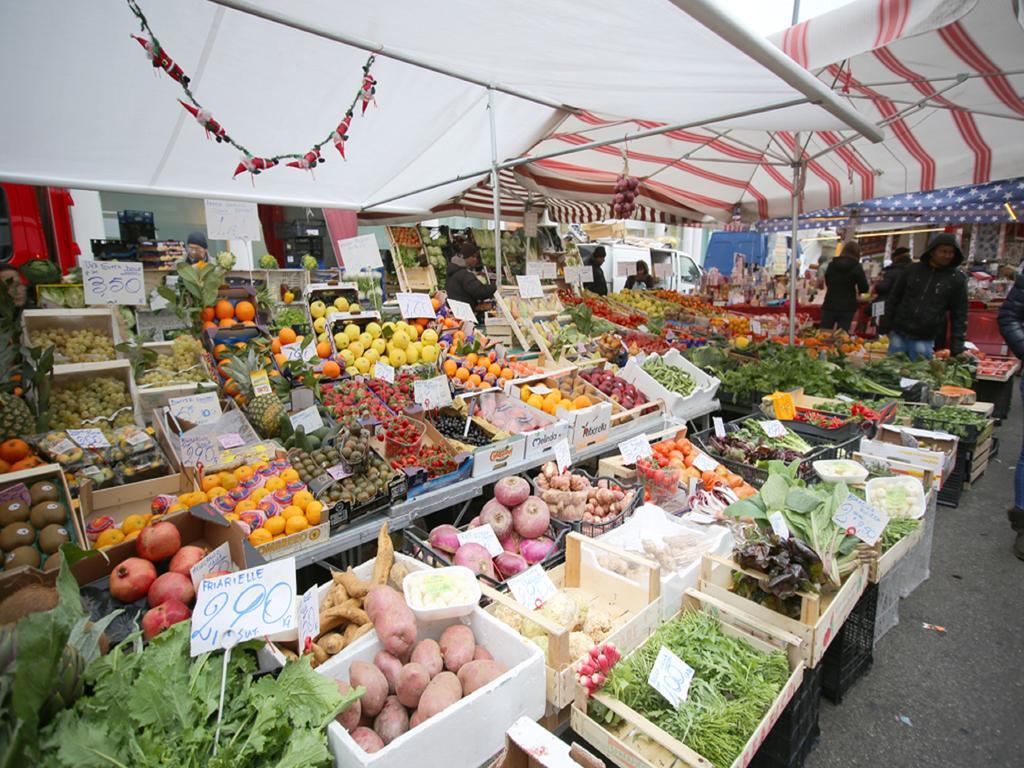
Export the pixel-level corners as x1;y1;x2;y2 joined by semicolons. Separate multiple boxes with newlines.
83;260;147;306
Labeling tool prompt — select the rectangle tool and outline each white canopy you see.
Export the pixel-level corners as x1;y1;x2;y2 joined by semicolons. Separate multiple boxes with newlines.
0;0;878;214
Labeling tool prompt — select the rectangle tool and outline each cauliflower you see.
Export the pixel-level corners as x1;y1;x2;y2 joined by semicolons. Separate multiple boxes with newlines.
493;603;523;633
520;610;548;639
539;592;578;631
562;588;589;631
583;607;613;643
569;632;595;660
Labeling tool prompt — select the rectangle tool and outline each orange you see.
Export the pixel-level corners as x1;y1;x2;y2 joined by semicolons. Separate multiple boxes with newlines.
263;515;286;535
125;530;140;540
235;301;256;322
274;353;289;369
201;474;221;493
322;361;341;378
520;386;531;402
431;298;441;311
264;476;285;492
219;318;236;328
235;499;257;513
213;343;230;360
488;363;502;377
455;367;470;382
468;374;482;387
572;395;592;409
281;505;304;520
218;471;238;490
206;487;228;500
465;353;478;367
500;367;513;380
234;465;254;482
280;468;299;483
305;500;324;524
443;359;458;377
316;341;332;358
201;307;215;322
292;490;314;510
224;512;241;523
203;321;217;331
285;515;309;534
0;439;30;463
279;327;297;345
271;338;282;354
215;300;235;320
249;528;273;546
165;503;186;515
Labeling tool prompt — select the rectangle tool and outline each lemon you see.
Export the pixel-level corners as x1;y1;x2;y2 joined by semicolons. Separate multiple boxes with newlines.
344;323;360;341
358;332;373;349
333;296;350;312
391;330;410;350
379;355;390;366
340;349;355;366
366;322;382;339
350;304;362;313
346;365;359;376
309;300;327;319
390;348;407;367
347;341;365;358
405;345;420;364
421;328;438;345
407;324;420;341
317;332;328;344
355;357;371;374
421;344;439;363
372;338;387;355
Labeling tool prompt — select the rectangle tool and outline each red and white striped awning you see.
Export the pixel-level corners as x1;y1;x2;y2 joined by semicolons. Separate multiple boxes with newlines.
512;0;1024;224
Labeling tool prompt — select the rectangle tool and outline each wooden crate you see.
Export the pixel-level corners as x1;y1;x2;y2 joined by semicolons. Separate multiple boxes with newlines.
388;226;439;292
870;505;929;583
77;472;190;544
51;359;144;429
135;341;218;419
484;313;516;346
0;463;86;574
481;532;662;715
570;588;805;768
21;308;123;371
698;553;869;668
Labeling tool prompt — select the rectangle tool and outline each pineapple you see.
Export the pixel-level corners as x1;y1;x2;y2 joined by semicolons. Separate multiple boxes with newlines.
0;392;34;441
221;349;284;439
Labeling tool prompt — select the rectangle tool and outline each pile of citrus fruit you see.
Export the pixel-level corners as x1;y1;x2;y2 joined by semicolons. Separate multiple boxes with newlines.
201;299;258;331
442;352;542;390
518;385;592;415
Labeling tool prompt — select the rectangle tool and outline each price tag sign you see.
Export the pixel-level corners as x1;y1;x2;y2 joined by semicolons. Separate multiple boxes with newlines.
684;511;717;525
373;362;395;383
654;261;674;279
337;233;383;271
396;292;436;319
899;377;919;389
836;394;854;403
447;299;477;323
204;198;262;240
219;433;244;449
692;452;719;473
282;342;319;363
298;585;321;654
250;370;272;397
83;260;147;306
832;493;889;546
508;565;558;610
326;463;351;481
67;429;110;449
768;511;791;540
190;542;233;590
648;646;695;708
526;383;553;396
457;524;504;557
526;261;557;279
169;392;222;425
563;265;587;285
414;376;453;410
619;434;652;465
516;275;544;299
289;406;324;434
713;417;726;438
772;393;795;421
179;433;219;468
760;420;787;438
616;261;638;277
872;301;885;318
190;558;297;656
553;439;572;474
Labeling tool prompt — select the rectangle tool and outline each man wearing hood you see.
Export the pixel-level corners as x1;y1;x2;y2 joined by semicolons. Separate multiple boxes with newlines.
445;242;496;320
880;233;967;360
820;241;868;332
997;263;1024;560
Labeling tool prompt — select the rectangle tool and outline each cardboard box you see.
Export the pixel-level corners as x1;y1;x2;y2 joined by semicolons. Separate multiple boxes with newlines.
496;717;606;768
77;472;190;542
859;425;957;487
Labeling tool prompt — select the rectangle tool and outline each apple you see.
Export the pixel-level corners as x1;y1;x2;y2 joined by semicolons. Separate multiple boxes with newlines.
310;300;327;319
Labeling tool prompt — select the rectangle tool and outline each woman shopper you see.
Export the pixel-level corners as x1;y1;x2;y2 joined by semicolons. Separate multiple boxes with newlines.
997;268;1024;560
624;261;656;290
820;241;868;332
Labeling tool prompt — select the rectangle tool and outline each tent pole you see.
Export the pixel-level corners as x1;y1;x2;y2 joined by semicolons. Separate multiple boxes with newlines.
488;87;503;289
789;136;801;346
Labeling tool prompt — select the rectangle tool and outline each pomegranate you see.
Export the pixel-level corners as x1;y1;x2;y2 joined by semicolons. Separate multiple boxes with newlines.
142;599;191;640
136;521;181;562
148;572;196;607
109;557;157;603
168;545;207;576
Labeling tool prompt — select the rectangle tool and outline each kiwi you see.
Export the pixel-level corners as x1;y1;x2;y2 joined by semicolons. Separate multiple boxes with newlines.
38;524;70;554
0;500;30;526
30;501;67;529
0;523;35;551
4;546;41;571
43;552;62;571
29;481;59;505
0;583;58;624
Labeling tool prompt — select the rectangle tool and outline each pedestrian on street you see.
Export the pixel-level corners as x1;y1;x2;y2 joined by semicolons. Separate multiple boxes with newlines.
874;246;911;301
997;265;1024;560
820;241;868;332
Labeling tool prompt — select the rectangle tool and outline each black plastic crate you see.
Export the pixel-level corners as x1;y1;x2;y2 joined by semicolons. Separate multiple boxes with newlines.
751;664;823;768
529;468;641;539
821;582;878;704
938;452;967;508
972;376;1014;421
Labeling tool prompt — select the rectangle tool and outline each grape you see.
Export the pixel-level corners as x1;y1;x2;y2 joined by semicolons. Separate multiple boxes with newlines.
32;328;116;363
51;376;133;434
138;336;210;386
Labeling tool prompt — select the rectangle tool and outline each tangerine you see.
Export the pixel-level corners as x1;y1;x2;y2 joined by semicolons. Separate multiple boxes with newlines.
281;505;304;520
455;367;471;382
488;363;502;377
235;301;256;322
285;515;309;534
214;300;235;320
249;528;273;545
443;359;458;377
271;338;282;354
280;468;299;483
201;307;215;322
468;373;482;387
292;490;313;510
219;318;236;328
527;394;545;410
322;361;341;378
279;327;298;344
316;341;332;358
263;515;286;535
234;465;255;482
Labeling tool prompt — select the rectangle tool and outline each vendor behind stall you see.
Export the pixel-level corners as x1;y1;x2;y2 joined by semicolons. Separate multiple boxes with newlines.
445;242;496;321
624;261;656;290
185;231;208;265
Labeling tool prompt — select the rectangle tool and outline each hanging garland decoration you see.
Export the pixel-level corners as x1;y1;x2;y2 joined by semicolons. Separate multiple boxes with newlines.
125;0;378;180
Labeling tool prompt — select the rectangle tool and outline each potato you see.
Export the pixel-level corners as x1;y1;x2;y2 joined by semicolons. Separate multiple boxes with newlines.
396;662;430;709
373;695;410;745
374;650;404;695
456;659;508;696
439;624;476;673
410;638;443;678
366;585;417;657
350;660;389;717
335;680;362;732
350;726;385;754
417;671;462;721
409;709;424;729
473;645;493;661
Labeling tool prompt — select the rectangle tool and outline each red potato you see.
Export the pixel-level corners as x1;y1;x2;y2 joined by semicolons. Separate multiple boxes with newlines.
410;709;424;729
335;680;362;732
417;671;462;721
350;726;385;754
396;662;430;709
373;695;410;745
457;659;508;696
439;624;476;673
374;650;404;694
350;661;389;717
366;585;417;657
473;645;493;661
411;639;443;678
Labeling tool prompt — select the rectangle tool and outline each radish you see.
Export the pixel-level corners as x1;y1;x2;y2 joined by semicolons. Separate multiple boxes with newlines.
480;499;513;540
494;552;528;579
453;543;496;579
511;496;550;539
494;476;530;508
519;536;555;565
499;531;521;554
428;524;460;554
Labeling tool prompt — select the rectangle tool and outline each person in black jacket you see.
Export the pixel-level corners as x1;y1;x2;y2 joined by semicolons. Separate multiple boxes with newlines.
582;246;608;295
874;246;911;301
624;261;656;290
880;233;968;360
820;241;868;332
444;242;496;320
997;269;1024;560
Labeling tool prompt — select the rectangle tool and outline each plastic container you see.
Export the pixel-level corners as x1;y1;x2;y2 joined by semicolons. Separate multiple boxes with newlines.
384;417;425;458
403;565;482;621
865;475;926;519
812;459;868;485
635;458;681;503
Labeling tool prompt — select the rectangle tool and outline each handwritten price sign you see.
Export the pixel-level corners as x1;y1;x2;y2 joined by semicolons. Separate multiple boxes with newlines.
168;392;222;426
190;559;297;656
832;493;889;546
648;646;695;708
414;376;453;410
83;260;146;306
507;565;558;609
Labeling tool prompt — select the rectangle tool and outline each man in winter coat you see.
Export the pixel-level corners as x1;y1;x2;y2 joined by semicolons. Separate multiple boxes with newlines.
880;233;968;360
997;267;1024;560
820;241;868;332
445;242;496;321
582;246;609;295
874;246;911;301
